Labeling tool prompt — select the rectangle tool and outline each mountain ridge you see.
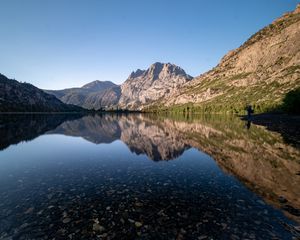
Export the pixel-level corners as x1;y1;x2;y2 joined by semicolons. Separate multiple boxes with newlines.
0;73;83;112
45;62;193;110
147;4;300;113
45;80;120;110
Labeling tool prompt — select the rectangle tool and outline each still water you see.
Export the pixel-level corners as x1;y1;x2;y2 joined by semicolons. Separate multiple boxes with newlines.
0;114;299;239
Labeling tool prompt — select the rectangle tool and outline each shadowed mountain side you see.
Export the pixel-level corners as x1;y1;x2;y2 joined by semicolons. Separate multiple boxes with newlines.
0;74;84;112
0;114;83;150
46;81;121;110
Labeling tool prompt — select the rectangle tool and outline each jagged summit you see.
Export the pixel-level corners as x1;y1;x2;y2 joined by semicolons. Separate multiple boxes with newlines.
129;69;145;79
144;62;190;81
146;62;164;80
119;62;193;109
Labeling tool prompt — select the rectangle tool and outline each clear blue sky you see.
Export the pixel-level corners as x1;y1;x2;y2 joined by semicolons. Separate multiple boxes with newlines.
0;0;298;89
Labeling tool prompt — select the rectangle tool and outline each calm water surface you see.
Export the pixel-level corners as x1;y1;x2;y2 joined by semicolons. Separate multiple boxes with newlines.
0;114;299;240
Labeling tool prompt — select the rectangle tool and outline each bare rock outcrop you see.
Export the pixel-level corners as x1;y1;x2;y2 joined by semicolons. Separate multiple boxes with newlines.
119;62;193;109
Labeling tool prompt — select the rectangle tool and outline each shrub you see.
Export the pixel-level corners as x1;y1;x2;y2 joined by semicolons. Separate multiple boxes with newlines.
281;87;300;114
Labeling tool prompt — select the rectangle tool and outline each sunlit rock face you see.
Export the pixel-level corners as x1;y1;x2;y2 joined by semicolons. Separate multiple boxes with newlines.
161;6;300;110
119;62;193;109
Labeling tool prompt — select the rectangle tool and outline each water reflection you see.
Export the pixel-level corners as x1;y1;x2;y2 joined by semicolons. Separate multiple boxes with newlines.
48;114;191;161
49;113;300;222
244;120;251;130
0;113;299;239
0;114;83;151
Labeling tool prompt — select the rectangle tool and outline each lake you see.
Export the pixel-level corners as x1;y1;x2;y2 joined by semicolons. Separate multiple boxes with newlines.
0;113;299;239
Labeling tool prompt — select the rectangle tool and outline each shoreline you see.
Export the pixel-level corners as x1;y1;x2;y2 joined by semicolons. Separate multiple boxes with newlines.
241;113;300;148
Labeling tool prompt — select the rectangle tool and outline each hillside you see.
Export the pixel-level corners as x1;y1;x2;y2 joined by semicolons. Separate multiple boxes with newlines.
45;80;120;110
0;74;83;112
147;4;300;113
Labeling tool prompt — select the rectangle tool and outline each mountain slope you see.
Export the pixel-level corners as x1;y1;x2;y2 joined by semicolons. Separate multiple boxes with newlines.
46;80;120;110
119;62;193;109
150;5;300;113
0;74;83;112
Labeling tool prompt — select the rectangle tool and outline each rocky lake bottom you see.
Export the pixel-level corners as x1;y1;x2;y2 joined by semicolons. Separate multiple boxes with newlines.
0;113;299;240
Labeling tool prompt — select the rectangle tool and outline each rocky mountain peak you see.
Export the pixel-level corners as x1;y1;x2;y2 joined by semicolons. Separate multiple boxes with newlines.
144;62;191;81
146;62;164;80
129;69;145;79
119;62;193;109
82;80;116;91
163;63;189;76
294;3;300;14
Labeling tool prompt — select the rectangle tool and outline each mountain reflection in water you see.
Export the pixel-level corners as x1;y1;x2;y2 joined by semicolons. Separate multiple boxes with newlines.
0;113;299;239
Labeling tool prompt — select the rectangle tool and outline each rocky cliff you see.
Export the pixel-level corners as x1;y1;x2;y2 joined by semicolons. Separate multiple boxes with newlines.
119;62;193;109
150;5;300;113
0;73;83;112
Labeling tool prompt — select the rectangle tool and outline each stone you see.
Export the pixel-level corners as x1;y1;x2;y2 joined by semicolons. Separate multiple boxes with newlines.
135;221;143;228
62;218;71;224
93;223;105;232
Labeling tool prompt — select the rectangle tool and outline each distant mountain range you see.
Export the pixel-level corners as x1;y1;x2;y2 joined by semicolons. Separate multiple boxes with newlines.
0;4;299;113
45;80;120;110
45;62;192;110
